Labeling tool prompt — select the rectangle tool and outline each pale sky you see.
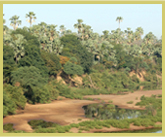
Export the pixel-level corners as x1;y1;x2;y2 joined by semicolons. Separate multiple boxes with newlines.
3;4;162;39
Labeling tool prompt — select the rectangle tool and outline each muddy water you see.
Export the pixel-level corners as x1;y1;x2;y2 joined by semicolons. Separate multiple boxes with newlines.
82;103;144;120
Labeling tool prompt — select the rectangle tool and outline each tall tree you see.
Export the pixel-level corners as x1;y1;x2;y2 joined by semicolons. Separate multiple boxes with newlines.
116;16;123;29
136;27;144;37
74;19;84;36
9;34;27;63
9;15;21;30
26;12;37;27
59;25;66;36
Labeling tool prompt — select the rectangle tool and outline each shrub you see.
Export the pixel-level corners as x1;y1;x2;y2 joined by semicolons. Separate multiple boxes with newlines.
157;94;162;98
3;124;14;131
127;101;133;104
60;34;93;72
28;120;59;129
63;61;84;76
41;50;61;76
11;66;48;103
108;100;113;103
3;84;27;109
3;45;17;83
70;123;79;128
3;84;27;117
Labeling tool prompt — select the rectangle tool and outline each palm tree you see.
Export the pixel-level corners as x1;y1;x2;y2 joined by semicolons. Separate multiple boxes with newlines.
136;27;144;37
102;30;109;40
143;32;156;45
116;16;123;29
9;15;21;30
26;12;36;27
74;19;84;36
9;34;27;63
134;27;144;41
59;25;66;36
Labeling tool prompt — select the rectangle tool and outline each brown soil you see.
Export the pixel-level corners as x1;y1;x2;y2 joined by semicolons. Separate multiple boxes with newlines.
129;70;145;82
3;90;162;133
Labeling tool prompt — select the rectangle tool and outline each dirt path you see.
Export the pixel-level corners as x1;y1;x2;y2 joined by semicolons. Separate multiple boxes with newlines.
3;90;162;132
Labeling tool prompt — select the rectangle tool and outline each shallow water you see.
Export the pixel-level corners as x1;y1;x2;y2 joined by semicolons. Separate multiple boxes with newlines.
152;130;162;133
82;103;144;120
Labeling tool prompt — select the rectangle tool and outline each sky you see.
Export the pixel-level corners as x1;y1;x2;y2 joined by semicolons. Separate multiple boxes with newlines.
3;4;162;39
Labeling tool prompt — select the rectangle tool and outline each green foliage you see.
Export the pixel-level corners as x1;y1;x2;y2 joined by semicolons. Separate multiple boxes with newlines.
9;130;27;133
113;44;126;69
3;90;16;117
75;45;93;73
3;45;17;83
18;44;49;78
60;34;82;57
157;94;162;98
108;100;113;103
41;50;61;76
3;124;15;132
3;84;27;109
60;34;93;72
45;80;59;100
11;28;40;47
136;95;162;109
28;120;59;129
11;66;48;103
127;101;134;104
34;128;57;133
3;84;26;117
69;57;77;63
12;29;48;77
63;61;84;76
133;118;154;127
83;71;139;93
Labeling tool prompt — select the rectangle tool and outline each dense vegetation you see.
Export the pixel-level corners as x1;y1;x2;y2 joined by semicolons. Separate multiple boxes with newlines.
3;13;162;118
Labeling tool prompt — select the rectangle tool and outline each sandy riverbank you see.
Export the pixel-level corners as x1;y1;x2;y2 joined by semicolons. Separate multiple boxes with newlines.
3;90;162;133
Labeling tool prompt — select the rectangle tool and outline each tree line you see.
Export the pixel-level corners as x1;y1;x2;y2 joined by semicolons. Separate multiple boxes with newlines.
3;12;162;117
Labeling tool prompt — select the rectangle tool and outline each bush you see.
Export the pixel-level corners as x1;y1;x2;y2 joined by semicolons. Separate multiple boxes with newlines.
3;45;17;83
60;34;93;72
3;124;14;131
63;61;84;76
41;50;61;76
18;44;49;78
28;120;58;129
3;84;27;117
3;84;27;109
127;101;134;104
11;66;48;103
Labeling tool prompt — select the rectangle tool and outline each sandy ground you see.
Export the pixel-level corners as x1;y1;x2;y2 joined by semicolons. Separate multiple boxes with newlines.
3;90;162;132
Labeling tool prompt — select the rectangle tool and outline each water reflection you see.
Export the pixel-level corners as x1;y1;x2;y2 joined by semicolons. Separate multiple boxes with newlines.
83;103;144;120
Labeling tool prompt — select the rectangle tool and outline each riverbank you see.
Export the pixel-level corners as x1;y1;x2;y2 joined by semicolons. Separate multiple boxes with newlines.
3;90;162;133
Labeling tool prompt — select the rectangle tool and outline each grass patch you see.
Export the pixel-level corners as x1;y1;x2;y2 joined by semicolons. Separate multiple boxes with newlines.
108;100;113;103
157;94;162;98
28;120;59;129
3;123;15;132
127;101;133;104
78;118;82;121
86;97;94;101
